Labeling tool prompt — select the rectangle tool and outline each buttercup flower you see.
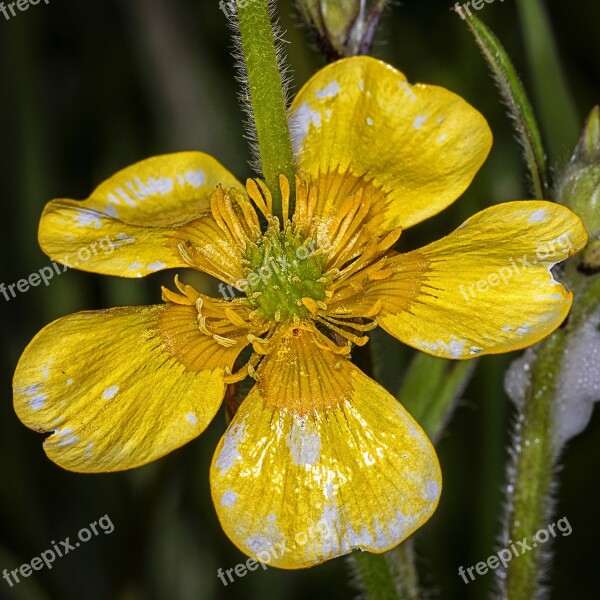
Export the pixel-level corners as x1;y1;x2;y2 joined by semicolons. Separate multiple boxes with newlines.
13;57;587;569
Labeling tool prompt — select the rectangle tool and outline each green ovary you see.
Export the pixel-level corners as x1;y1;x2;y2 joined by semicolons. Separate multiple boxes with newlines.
244;230;329;320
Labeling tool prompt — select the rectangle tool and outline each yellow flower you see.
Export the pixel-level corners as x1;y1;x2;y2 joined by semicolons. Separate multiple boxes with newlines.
13;57;587;569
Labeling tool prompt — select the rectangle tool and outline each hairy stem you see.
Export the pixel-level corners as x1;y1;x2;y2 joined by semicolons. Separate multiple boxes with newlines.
236;0;295;218
500;271;600;598
502;333;562;599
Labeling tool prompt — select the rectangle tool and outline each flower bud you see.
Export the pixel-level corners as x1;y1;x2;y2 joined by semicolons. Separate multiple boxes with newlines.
296;0;383;60
557;107;600;238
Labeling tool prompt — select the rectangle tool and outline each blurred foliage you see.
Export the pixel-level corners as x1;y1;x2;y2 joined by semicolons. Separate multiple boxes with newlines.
0;1;598;599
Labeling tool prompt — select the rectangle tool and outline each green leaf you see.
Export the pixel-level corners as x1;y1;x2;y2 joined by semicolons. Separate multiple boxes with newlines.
516;0;580;165
458;9;549;199
398;352;476;442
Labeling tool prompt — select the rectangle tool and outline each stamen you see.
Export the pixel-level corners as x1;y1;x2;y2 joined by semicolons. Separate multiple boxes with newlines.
368;268;393;281
177;241;196;267
316;316;369;346
308;323;352;355
213;333;238;347
255;179;274;215
195;297;216;335
161;286;192;306
320;314;378;332
225;307;252;328
301;297;320;315
247;333;271;355
210;186;237;244
220;191;252;246
246;179;271;218
279;174;290;224
247;363;260;380
224;364;250;384
362;299;383;319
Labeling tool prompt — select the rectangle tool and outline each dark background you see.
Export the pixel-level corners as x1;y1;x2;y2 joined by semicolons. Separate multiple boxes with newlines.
0;0;598;598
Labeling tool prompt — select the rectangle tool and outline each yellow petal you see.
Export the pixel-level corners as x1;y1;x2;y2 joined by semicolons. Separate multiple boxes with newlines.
361;201;588;358
39;152;247;280
289;56;492;231
210;326;441;569
13;304;247;472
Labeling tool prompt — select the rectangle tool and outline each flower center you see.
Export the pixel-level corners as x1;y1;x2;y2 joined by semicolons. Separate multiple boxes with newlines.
244;229;329;321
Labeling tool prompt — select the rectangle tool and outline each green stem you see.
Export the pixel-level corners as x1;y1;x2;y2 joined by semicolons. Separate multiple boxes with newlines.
236;0;296;219
503;273;600;598
503;332;563;599
351;551;401;600
350;542;422;600
385;545;421;600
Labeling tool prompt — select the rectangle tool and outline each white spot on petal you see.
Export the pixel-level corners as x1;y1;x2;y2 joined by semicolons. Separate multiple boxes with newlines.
287;419;321;466
221;489;238;507
416;339;466;358
366;117;373;126
102;385;119;400
57;435;79;447
185;412;198;425
362;450;376;465
290;102;322;155
125;177;174;200
22;383;43;396
116;188;137;207
398;81;417;102
146;261;167;272
413;115;426;129
529;209;547;223
245;535;274;557
104;205;118;217
426;480;440;501
21;383;47;410
449;339;465;358
184;169;206;188
29;394;47;410
74;211;103;228
215;420;247;473
116;233;135;244
316;80;340;99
